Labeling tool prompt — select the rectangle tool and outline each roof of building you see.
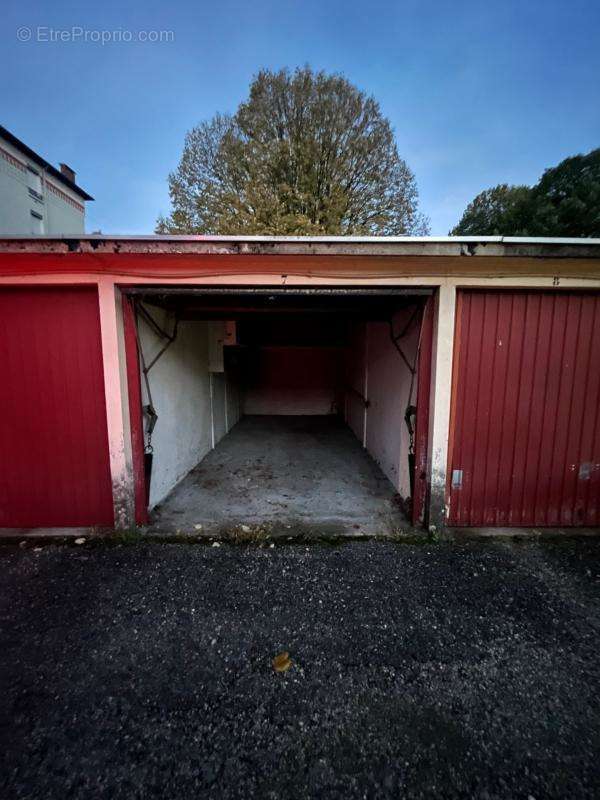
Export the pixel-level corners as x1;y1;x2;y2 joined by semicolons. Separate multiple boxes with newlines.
0;234;599;258
0;125;94;202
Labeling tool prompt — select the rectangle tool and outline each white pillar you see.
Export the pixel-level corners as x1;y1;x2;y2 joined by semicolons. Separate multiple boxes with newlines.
427;283;456;531
97;279;135;529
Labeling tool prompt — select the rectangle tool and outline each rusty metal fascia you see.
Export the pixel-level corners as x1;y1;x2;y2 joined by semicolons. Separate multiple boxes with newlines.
1;235;600;259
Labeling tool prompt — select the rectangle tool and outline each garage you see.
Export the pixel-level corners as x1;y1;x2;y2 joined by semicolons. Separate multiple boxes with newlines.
0;286;114;528
448;290;600;527
123;288;433;535
1;235;599;535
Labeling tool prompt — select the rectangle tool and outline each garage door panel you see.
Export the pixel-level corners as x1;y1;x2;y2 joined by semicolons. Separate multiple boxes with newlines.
508;295;539;524
453;292;481;523
577;298;600;525
496;294;527;525
532;296;566;524
469;294;497;525
0;287;113;527
564;297;594;525
520;296;551;525
547;295;581;523
449;290;600;527
483;293;513;524
549;295;584;525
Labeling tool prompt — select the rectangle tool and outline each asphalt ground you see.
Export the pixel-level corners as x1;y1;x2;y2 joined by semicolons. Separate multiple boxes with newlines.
1;537;599;799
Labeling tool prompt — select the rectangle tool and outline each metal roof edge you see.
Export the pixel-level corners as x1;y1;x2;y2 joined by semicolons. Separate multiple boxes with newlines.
1;234;599;245
1;235;600;259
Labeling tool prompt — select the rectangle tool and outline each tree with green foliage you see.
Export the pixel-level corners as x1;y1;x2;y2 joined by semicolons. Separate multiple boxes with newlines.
451;148;600;237
157;67;429;236
449;184;531;236
528;149;600;236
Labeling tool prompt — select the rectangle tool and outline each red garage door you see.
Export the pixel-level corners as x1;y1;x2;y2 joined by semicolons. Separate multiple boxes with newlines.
0;287;113;527
448;290;600;527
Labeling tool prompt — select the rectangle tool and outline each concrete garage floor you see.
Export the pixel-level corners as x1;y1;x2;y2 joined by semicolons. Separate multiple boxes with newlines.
148;415;408;537
1;538;600;799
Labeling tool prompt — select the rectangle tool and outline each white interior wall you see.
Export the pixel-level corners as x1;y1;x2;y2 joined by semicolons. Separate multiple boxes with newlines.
210;372;227;445
226;371;241;431
346;322;368;445
138;309;239;508
345;306;421;498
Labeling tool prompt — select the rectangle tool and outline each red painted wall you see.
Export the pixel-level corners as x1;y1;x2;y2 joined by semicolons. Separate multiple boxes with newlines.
0;287;114;527
242;346;344;415
448;290;600;526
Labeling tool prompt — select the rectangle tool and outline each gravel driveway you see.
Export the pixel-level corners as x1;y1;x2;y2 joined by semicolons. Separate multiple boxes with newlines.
1;538;599;799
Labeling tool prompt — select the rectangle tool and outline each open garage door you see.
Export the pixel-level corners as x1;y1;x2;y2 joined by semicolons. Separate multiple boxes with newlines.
123;287;434;532
0;287;113;528
448;290;600;527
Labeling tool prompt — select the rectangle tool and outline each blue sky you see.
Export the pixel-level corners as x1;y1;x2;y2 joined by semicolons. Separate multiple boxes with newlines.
3;0;599;235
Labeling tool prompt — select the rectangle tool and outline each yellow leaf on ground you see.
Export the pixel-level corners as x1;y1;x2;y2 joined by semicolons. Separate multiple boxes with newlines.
272;651;292;672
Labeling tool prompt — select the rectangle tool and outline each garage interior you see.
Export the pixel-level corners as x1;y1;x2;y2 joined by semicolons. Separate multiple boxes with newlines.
128;287;430;536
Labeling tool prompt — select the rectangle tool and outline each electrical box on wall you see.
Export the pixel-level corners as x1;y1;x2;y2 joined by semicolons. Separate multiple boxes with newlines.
208;321;236;372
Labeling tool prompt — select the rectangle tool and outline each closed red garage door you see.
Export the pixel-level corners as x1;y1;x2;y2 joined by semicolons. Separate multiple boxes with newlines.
0;287;113;527
448;290;600;527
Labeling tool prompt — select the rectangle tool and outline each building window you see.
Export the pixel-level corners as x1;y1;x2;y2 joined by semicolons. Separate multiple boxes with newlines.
27;167;43;201
30;210;44;235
